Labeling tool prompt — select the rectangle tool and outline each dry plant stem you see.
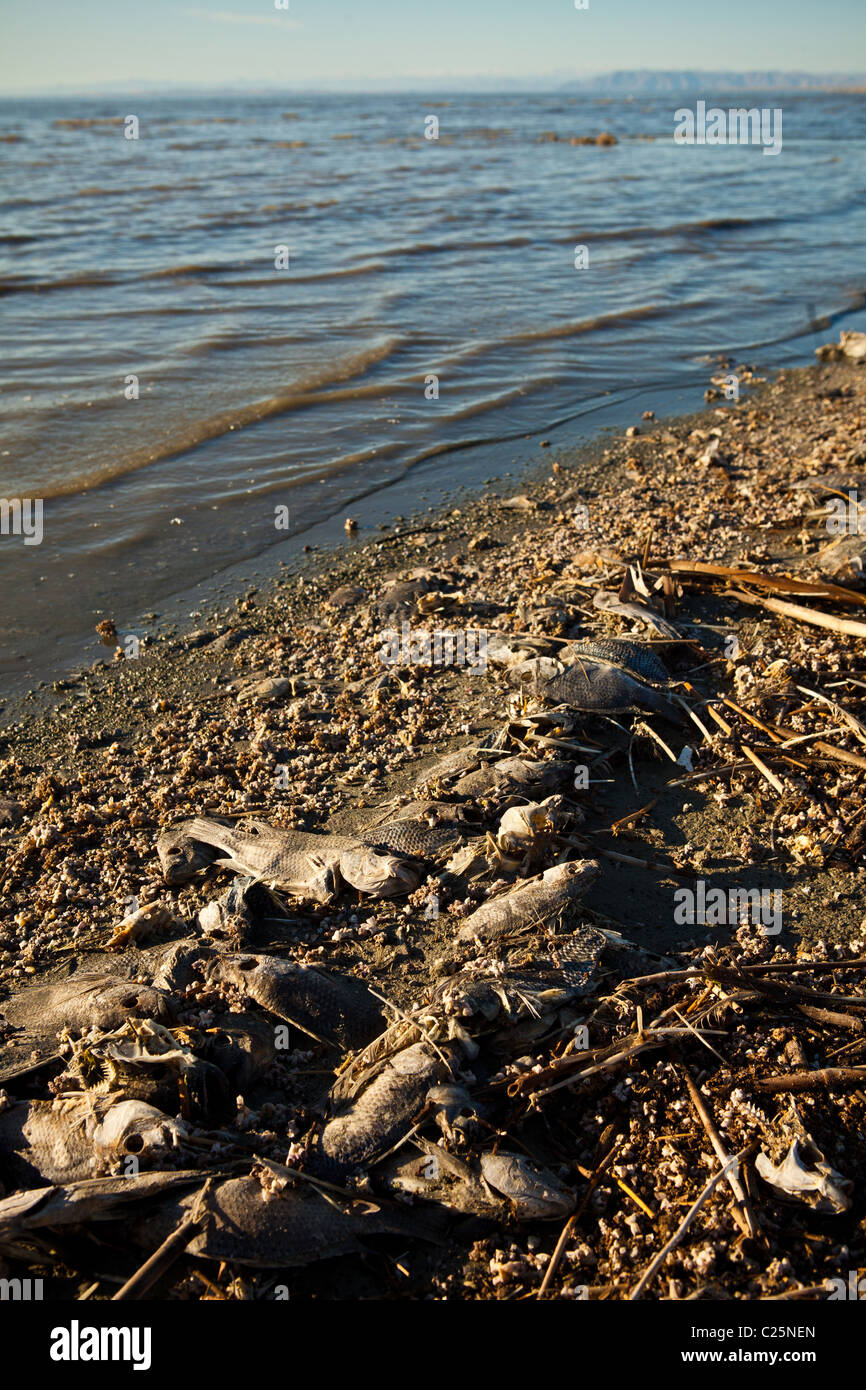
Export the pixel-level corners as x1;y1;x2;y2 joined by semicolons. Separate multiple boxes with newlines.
707;704;733;737
733;588;866;638
609;799;657;833
621;958;866;986
629;1150;748;1301
563;834;695;880
721;697;787;742
812;741;866;771
112;1178;213;1301
680;1066;757;1238
634;721;678;763
526;1025;725;1100
742;745;785;795
794;684;866;742
538;1143;621;1299
665;560;866;608
755;1066;866;1093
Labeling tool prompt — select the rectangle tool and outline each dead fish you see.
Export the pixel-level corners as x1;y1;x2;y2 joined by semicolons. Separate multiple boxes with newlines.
756;1137;852;1215
815;329;866;362
483;635;537;669
149;938;213;993
334;844;420;897
365;816;467;859
157;824;224;885
413;747;480;793
159;817;417;902
326;584;368;610
479;1152;575;1219
453;756;572;799
197;1012;277;1091
0;1171;203;1260
138;1168;440;1269
380;1145;511;1219
495;801;556;856
376;578;434;621
204;953;385;1052
0;973;176;1040
107;901;174;951
436;927;605;1022
236;676;292;705
0;1094;187;1187
427;1083;483;1144
566;637;671;686
456;859;601;945
69;1018;230;1123
197;876;279;951
309;1042;452;1179
382;1144;573;1221
508;653;677;718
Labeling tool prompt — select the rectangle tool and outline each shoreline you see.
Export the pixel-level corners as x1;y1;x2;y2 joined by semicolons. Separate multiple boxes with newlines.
5;352;866;954
5;300;865;703
2;345;866;1299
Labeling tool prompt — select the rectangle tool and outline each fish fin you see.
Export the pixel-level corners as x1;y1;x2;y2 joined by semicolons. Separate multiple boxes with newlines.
183;817;240;859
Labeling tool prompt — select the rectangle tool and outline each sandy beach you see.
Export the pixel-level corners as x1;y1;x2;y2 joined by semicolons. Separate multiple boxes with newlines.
1;346;866;1300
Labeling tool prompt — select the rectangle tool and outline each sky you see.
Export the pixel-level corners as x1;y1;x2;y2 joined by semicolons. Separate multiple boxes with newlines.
0;0;864;94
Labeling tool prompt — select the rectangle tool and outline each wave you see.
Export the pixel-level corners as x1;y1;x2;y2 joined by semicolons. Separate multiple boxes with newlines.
0;254;387;296
31;338;405;501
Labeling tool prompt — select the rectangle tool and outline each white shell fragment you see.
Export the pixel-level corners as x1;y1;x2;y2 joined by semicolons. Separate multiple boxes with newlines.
755;1137;852;1215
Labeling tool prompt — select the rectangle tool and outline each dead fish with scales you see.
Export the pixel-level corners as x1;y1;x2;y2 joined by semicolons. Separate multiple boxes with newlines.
507;638;679;719
157;817;422;902
0;1093;188;1188
306;1041;460;1181
135;1162;442;1269
0;973;178;1079
454;859;601;947
203;953;385;1052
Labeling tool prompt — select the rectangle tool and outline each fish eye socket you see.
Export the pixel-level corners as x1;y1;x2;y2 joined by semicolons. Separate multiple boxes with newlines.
237;958;257;971
124;1134;145;1153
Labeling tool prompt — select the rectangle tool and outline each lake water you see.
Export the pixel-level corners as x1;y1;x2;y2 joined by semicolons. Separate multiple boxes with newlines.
1;90;864;691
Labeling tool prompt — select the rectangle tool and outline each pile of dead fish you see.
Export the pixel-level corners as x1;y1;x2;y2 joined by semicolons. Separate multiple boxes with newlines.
0;638;680;1285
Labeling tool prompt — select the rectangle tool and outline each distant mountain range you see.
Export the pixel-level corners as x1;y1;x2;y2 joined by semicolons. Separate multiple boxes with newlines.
559;70;866;94
6;70;865;99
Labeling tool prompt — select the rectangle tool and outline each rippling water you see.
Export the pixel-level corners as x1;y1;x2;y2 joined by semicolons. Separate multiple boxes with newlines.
1;90;864;690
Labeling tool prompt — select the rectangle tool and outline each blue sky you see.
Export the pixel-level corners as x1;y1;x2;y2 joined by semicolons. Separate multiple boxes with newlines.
0;0;863;92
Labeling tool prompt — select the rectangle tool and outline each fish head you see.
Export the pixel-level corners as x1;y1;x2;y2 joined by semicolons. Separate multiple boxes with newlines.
157;826;220;884
505;657;563;690
95;1099;188;1162
543;858;602;892
338;847;420;897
